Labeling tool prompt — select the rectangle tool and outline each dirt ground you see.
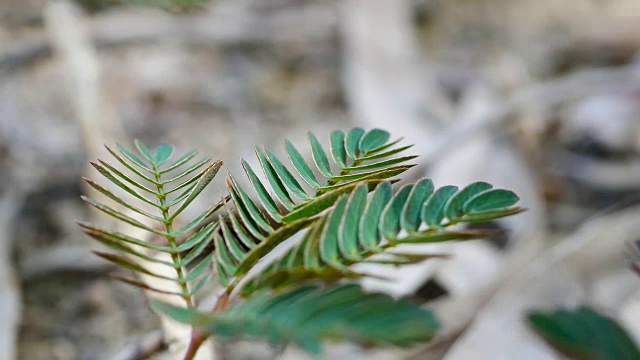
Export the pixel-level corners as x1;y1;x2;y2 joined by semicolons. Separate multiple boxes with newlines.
2;0;640;359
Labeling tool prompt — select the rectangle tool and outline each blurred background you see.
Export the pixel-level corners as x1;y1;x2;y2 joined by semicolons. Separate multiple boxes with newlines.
2;0;640;359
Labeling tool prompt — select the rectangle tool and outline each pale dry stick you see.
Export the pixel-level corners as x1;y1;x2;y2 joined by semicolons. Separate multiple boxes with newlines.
341;0;453;143
129;225;212;360
551;150;640;190
340;5;536;352
104;218;214;360
44;2;213;359
43;0;123;229
43;0;123;164
341;4;640;357
405;68;640;357
443;205;640;358
412;203;640;359
0;193;24;360
1;2;337;73
419;65;640;165
20;244;111;280
402;86;547;359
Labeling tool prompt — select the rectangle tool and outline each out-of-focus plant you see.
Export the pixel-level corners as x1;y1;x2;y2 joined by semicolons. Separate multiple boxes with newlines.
526;240;640;359
527;307;640;359
80;128;524;359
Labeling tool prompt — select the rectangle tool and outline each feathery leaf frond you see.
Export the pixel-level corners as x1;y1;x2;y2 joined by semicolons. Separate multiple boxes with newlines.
80;128;526;358
240;179;524;295
153;283;439;354
239;128;415;225
211;129;523;297
211;129;415;288
80;141;223;307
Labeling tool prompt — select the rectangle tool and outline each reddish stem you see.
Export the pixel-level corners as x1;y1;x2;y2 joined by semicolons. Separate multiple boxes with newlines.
213;292;230;313
182;292;232;360
183;330;206;360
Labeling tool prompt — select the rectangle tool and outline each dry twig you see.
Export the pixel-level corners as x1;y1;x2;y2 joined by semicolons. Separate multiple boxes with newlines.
20;245;112;281
444;205;640;358
552;150;640;190
1;3;336;73
341;0;452;142
420;65;640;164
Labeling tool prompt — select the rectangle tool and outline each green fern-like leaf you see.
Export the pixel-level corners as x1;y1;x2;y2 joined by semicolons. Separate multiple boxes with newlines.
527;306;640;359
211;129;415;288
118;128;525;357
153;283;439;354
209;129;524;296
240;179;524;295
241;128;415;223
79;141;223;307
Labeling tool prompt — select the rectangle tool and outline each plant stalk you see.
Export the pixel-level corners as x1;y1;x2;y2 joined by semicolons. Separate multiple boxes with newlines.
183;330;206;360
153;165;194;308
325;159;362;187
182;291;231;360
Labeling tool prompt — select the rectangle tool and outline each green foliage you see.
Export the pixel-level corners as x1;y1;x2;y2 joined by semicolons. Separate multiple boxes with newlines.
79;140;223;307
81;128;525;356
153;283;439;354
527;306;640;360
242;128;416;219
240;180;522;295
215;129;417;285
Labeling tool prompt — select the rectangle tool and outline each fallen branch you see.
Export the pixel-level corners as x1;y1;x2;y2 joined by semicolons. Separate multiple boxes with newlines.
340;0;451;141
419;65;640;164
1;2;336;73
444;204;640;358
551;150;640;190
19;245;111;281
44;0;124;164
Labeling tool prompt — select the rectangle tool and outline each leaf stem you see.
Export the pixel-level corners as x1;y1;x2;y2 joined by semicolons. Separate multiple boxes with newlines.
326;159;362;187
182;292;230;360
213;291;231;313
184;330;206;360
153;164;194;308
